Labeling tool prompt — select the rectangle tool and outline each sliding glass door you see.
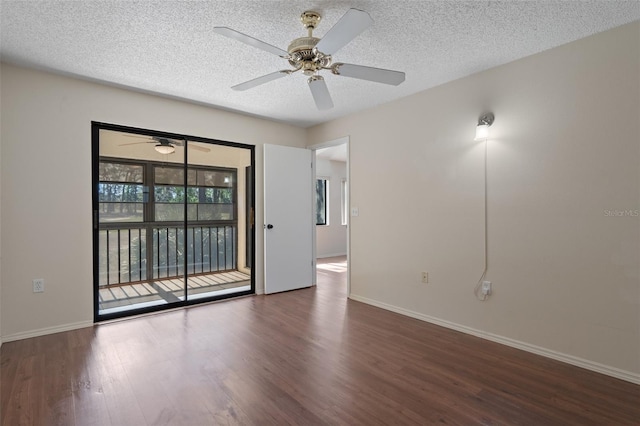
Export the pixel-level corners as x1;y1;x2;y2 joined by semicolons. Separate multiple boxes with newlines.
92;123;254;321
184;141;252;300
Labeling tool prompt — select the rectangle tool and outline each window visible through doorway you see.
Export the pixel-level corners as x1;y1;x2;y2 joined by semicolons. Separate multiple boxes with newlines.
316;178;328;225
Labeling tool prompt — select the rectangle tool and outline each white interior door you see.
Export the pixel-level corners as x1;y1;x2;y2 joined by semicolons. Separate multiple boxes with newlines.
263;144;313;294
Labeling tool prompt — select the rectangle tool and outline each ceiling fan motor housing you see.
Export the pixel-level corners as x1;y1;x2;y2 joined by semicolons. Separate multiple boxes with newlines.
287;37;331;75
288;11;332;75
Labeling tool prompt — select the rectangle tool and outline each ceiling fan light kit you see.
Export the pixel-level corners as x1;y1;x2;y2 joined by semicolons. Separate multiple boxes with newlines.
155;144;175;155
213;9;406;110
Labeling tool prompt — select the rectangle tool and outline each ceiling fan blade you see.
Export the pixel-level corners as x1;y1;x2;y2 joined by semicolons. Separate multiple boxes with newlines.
120;136;183;147
213;27;288;57
122;133;151;140
188;143;211;153
332;63;405;86
315;8;373;55
232;70;289;91
308;76;334;110
119;141;152;146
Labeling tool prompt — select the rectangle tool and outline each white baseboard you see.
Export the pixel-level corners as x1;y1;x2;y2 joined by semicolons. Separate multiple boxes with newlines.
349;294;640;385
317;252;347;259
1;320;94;343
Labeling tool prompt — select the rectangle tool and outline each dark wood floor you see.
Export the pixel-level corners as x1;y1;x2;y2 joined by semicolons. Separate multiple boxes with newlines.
2;256;639;425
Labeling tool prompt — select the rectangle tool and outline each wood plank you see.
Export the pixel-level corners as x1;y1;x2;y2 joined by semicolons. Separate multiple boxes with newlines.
162;280;182;291
120;286;139;298
99;289;114;302
2;257;639;425
187;276;210;288
204;274;226;285
98;291;108;302
131;284;151;296
69;348;110;426
167;279;184;288
226;271;250;281
153;282;173;292
109;288;127;300
2;355;47;426
194;275;218;286
141;283;158;294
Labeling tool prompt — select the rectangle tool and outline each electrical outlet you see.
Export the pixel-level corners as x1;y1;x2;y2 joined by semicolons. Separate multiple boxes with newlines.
33;278;45;293
421;272;429;284
482;280;491;295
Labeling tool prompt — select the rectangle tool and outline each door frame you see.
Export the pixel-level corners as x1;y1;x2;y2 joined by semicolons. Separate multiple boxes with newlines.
310;136;351;297
91;121;256;322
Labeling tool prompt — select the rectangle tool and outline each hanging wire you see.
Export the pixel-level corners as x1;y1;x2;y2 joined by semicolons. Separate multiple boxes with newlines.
474;136;489;301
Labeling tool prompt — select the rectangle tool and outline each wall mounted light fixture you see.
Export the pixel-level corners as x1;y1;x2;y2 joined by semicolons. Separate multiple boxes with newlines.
474;112;495;301
155;144;175;155
474;113;495;141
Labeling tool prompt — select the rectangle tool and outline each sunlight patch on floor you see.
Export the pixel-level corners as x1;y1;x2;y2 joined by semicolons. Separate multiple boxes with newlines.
317;262;347;273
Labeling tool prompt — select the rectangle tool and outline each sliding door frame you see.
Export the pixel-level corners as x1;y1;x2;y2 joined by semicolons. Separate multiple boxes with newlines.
91;121;255;322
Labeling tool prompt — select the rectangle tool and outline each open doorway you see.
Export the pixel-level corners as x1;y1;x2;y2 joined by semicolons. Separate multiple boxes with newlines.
313;138;349;295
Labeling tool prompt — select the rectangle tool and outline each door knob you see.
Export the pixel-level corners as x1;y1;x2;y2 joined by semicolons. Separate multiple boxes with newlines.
266;224;274;229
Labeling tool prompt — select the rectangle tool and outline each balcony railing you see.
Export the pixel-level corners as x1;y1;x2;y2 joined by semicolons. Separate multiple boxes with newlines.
98;223;236;287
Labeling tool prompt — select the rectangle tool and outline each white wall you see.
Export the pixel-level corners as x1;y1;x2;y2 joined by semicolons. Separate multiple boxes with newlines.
0;63;306;340
0;64;3;347
308;22;640;382
315;158;347;258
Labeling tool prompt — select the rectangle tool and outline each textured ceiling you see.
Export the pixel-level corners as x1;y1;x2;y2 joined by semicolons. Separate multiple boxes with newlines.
1;1;639;127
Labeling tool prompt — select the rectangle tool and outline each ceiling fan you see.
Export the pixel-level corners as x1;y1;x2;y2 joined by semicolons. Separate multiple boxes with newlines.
119;135;211;154
213;8;405;110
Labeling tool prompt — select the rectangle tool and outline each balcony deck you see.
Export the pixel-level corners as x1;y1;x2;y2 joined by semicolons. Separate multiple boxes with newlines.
98;270;251;314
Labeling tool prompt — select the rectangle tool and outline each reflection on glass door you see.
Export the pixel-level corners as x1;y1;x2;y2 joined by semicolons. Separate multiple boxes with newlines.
93;125;254;320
